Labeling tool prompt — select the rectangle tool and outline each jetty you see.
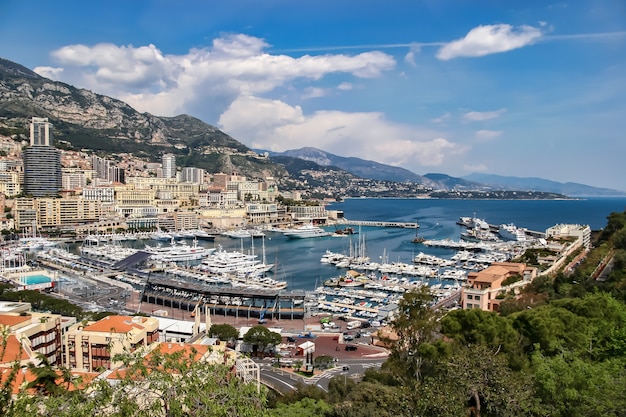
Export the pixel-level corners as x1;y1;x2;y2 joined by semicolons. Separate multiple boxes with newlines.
337;219;419;228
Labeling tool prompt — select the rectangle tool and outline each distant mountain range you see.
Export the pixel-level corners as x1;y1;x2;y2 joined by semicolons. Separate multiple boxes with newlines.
462;173;625;197
270;147;625;197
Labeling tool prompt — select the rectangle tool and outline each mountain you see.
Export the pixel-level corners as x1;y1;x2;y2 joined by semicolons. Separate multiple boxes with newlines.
422;173;488;191
272;147;425;183
0;57;285;179
463;173;626;197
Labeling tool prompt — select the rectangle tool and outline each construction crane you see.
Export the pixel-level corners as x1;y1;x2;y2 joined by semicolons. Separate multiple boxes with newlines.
258;308;267;324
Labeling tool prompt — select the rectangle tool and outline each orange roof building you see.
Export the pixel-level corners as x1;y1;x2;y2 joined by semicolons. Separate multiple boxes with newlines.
64;315;159;372
462;262;537;312
0;309;66;367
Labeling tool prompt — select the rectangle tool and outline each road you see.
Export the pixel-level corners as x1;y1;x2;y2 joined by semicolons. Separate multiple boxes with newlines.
256;357;385;393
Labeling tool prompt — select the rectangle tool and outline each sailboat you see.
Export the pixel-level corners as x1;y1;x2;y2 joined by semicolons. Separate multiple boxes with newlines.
411;219;425;243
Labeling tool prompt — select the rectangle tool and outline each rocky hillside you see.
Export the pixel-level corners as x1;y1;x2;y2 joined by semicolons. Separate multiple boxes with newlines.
0;58;284;179
274;146;425;183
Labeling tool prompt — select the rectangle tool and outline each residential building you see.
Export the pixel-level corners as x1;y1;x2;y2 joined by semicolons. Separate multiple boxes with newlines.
288;204;328;224
546;223;592;249
14;198;105;230
461;262;537;312
23;117;61;197
0;304;70;367
162;153;176;179
64;315;159;372
181;167;204;184
246;203;279;224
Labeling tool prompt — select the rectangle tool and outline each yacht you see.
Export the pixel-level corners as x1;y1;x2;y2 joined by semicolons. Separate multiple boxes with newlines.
145;241;216;263
283;224;332;239
198;245;274;276
498;223;527;241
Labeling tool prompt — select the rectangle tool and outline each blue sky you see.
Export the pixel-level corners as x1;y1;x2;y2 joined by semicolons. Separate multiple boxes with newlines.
1;1;626;190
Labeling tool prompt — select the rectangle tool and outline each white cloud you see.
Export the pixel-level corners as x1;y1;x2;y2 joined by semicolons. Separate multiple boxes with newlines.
219;96;464;167
474;129;503;141
43;34;396;120
302;87;328;99
436;24;543;60
462;108;507;122
337;82;353;91
464;163;488;172
404;43;422;67
33;66;64;78
430;112;451;124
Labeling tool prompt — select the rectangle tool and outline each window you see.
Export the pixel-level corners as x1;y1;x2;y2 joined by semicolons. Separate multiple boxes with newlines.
474;295;481;301
467;295;473;300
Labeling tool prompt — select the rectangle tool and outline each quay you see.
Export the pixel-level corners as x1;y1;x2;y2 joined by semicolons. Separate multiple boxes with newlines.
336;219;419;228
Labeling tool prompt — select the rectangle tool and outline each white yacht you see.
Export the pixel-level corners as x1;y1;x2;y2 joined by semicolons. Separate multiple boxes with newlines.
498;223;527;241
145;240;216;263
283;224;332;239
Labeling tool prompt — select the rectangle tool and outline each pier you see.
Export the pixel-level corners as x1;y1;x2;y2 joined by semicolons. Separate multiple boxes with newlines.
337;219;419;228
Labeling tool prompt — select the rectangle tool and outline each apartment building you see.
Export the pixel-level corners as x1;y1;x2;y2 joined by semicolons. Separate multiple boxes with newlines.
14;198;106;230
64;315;159;372
546;223;592;249
246;203;279;224
461;262;537;312
0;302;71;367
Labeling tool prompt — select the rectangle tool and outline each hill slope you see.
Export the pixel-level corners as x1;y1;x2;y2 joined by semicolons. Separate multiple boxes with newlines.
275;147;425;183
0;57;284;179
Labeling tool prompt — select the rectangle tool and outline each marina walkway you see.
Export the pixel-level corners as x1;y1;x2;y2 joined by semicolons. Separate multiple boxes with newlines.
337;219;419;228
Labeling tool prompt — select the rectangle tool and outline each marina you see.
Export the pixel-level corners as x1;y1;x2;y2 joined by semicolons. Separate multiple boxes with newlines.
4;197;625;323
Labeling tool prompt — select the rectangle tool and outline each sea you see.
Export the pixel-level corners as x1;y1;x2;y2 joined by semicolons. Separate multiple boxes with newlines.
197;197;626;291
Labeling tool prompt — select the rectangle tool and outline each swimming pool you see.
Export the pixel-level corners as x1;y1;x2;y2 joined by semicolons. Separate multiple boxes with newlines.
21;274;52;285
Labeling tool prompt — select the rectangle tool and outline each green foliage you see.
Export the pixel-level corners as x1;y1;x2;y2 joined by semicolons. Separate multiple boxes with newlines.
440;308;527;369
328;381;411;417
9;348;268;417
209;323;239;341
415;344;534;417
243;326;282;356
0;287;84;318
385;286;443;382
268;397;331;417
532;353;626;417
501;273;523;286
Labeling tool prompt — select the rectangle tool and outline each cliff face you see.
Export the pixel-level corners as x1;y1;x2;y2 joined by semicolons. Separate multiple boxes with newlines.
0;57;282;178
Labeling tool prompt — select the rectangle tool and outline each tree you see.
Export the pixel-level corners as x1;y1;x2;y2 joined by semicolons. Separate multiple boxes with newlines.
532;353;626;417
415;344;534;417
209;323;239;342
385;286;443;382
268;397;331;417
10;348;269;417
243;325;282;356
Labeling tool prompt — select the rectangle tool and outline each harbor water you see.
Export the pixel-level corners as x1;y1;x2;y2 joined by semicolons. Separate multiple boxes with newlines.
160;197;626;291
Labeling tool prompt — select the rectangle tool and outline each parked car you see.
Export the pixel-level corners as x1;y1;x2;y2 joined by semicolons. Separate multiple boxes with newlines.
286;336;296;343
344;335;354;341
345;345;358;351
342;365;350;371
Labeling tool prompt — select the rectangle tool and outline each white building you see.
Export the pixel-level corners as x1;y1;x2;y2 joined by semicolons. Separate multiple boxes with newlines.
162;153;177;179
545;224;592;249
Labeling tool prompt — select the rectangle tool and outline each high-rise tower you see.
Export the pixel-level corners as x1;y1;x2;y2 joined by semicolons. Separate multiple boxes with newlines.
23;117;61;197
162;153;177;179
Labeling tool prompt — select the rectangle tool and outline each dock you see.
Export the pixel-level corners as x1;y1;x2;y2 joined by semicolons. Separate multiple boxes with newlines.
337;219;419;228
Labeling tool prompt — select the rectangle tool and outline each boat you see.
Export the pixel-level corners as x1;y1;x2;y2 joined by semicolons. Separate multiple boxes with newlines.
498;223;527;241
191;229;216;241
151;229;173;241
145;240;216;263
333;227;356;236
221;229;266;239
283;224;332;239
198;244;274;277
